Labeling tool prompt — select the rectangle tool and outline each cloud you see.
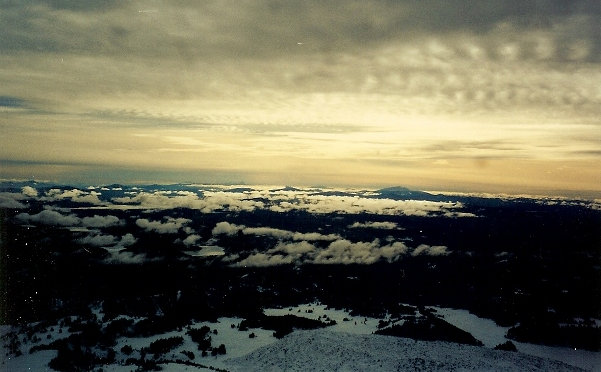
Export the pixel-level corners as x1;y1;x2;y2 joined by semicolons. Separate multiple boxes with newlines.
1;2;600;194
15;209;123;228
348;221;399;229
233;238;412;267
113;192;205;210
380;242;411;261
84;233;137;249
0;192;27;208
118;233;137;247
200;192;265;212
235;253;295;268
411;244;451;257
135;217;191;234
187;186;475;218
44;189;104;205
77;234;117;247
291;231;341;241
242;226;340;241
15;210;80;226
104;251;149;264
81;215;122;228
3;1;599;61
314;239;395;265
21;186;38;197
269;194;471;217
268;241;316;256
182;234;201;247
212;221;242;236
112;191;264;212
211;221;341;241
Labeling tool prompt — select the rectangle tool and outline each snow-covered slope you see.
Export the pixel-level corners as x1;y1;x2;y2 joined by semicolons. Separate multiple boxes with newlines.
2;304;598;371
225;329;586;372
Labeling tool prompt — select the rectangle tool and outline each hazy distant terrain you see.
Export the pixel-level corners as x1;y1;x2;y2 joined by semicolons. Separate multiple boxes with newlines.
1;181;600;371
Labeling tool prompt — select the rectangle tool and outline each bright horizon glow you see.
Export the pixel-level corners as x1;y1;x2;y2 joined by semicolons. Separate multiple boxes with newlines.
1;1;600;198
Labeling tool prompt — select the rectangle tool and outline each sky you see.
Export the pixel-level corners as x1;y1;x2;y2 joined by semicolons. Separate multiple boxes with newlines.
1;1;600;197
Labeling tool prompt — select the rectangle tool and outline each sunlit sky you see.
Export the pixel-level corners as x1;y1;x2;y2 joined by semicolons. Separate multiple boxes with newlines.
1;1;600;197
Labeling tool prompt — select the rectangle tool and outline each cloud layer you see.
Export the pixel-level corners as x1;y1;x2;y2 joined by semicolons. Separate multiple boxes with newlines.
110;188;475;217
0;1;600;194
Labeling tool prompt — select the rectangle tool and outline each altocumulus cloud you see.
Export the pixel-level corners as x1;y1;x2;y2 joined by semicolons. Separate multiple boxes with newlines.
1;1;600;193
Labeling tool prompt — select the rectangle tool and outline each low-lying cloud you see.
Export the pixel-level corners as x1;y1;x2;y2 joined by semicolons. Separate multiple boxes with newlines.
269;241;316;256
212;222;340;241
212;221;241;236
107;188;476;218
21;186;38;197
112;191;264;212
77;233;118;247
104;250;149;264
234;238;449;267
182;234;201;247
313;239;409;265
0;192;27;208
81;215;122;228
411;244;451;257
136;217;192;234
118;233;137;248
348;221;399;229
16;209;80;226
270;195;472;217
234;253;295;267
15;210;123;228
44;189;104;205
77;232;136;249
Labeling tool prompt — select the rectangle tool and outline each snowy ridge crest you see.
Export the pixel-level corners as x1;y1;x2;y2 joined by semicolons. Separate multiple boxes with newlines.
225;329;586;372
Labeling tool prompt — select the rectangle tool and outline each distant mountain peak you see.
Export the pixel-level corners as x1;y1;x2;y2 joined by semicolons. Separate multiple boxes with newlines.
375;186;442;201
378;186;413;193
270;186;302;192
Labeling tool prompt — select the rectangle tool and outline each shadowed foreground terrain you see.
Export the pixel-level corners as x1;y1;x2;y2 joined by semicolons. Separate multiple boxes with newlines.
226;330;586;371
1;181;600;370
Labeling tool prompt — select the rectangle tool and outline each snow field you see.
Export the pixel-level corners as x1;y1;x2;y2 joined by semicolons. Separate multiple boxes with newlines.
2;303;599;371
